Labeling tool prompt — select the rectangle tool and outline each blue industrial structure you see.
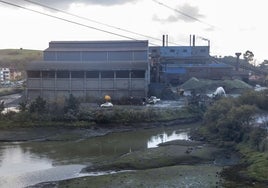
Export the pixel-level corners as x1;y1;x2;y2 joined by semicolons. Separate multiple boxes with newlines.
149;42;233;84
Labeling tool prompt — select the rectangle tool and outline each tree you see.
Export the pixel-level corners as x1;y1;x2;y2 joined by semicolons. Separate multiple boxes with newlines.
243;50;254;64
0;101;5;115
18;101;28;112
64;94;79;114
249;128;267;151
259;60;268;69
203;97;257;143
29;96;47;114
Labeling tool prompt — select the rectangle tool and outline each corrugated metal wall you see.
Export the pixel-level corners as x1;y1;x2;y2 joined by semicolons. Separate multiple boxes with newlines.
27;40;149;101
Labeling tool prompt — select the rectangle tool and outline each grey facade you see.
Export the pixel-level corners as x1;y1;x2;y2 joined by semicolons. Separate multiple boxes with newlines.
26;40;149;101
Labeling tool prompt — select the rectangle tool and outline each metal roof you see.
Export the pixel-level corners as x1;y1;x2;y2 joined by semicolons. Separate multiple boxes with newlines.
45;47;148;52
45;40;149;52
26;61;148;71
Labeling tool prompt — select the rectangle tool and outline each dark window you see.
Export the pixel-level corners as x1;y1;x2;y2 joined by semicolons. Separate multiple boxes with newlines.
57;71;69;78
101;71;114;78
200;49;206;53
82;52;107;61
44;51;56;61
183;49;188;53
109;51;132;61
86;71;99;78
133;51;147;60
116;71;129;78
71;71;84;78
170;49;175;53
57;51;80;61
131;70;145;78
28;71;40;78
42;71;55;78
152;49;157;53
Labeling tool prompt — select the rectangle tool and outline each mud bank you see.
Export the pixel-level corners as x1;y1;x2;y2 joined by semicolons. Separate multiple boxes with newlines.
28;140;225;188
0;118;199;142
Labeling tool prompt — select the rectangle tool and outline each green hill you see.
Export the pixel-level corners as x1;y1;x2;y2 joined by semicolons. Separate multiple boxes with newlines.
0;49;43;71
0;49;43;80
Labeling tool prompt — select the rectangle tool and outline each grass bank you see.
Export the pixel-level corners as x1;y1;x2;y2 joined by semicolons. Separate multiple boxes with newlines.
0;105;201;129
56;165;222;188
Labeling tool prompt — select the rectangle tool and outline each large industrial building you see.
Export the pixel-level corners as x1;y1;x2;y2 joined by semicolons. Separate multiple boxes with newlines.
149;35;233;84
149;46;233;84
26;37;239;101
26;40;150;101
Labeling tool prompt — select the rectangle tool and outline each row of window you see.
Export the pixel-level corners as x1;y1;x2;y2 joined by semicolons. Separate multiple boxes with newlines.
152;49;207;53
44;51;148;61
28;70;145;79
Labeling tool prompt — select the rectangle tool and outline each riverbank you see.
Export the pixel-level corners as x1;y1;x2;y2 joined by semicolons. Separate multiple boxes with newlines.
1;115;266;187
12;121;236;188
29;138;226;188
0;117;199;142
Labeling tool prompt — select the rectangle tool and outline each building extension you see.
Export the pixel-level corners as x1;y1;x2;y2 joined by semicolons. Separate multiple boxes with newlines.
26;40;150;101
150;35;233;84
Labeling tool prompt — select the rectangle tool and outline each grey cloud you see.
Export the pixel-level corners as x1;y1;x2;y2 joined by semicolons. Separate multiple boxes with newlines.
204;26;215;32
153;3;204;23
10;0;138;8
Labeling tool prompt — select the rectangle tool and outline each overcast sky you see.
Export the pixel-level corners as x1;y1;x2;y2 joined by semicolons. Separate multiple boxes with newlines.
1;0;267;63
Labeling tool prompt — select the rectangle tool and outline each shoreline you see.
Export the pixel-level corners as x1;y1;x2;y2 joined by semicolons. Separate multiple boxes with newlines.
0;117;200;142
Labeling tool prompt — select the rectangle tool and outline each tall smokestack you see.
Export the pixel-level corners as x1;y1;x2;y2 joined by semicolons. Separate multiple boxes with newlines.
193;35;196;46
166;35;168;46
162;35;165;47
190;35;192;46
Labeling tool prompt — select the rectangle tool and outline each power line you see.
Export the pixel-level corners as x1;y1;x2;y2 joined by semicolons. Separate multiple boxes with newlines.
22;0;183;46
0;0;159;45
152;0;218;29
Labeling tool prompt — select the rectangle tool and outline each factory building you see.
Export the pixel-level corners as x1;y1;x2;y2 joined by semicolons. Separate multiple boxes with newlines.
149;35;233;84
26;40;150;101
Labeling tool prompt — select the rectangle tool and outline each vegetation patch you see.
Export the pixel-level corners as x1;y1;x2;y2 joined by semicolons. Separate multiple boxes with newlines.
196;89;268;184
83;144;220;172
0;94;201;129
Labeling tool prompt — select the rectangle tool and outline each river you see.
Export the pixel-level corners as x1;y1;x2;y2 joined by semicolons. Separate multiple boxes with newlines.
0;124;192;188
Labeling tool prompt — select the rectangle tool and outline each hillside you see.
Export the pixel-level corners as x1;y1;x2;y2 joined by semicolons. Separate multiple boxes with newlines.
0;49;42;71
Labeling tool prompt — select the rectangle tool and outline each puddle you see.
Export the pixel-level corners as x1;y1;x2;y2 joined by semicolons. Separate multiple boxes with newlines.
147;130;190;148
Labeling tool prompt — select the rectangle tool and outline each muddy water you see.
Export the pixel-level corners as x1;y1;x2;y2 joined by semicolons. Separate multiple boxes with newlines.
0;125;193;188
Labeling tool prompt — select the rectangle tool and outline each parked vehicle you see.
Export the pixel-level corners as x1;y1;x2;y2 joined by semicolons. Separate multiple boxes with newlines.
147;96;161;104
100;102;113;108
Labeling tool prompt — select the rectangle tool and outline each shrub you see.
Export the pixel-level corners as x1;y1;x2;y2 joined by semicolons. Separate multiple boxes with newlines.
64;94;80;114
29;96;47;114
203;97;257;144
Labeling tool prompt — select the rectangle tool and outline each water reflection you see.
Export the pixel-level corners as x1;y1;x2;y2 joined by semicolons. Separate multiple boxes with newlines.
147;130;189;148
0;144;52;176
0;125;194;187
0;144;86;188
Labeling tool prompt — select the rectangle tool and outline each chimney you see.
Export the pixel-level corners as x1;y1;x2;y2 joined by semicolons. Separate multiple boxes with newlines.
162;35;165;47
190;35;192;46
193;35;196;46
166;35;168;46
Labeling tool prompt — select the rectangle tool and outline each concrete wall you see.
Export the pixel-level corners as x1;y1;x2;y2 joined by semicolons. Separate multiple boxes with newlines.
27;74;147;101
